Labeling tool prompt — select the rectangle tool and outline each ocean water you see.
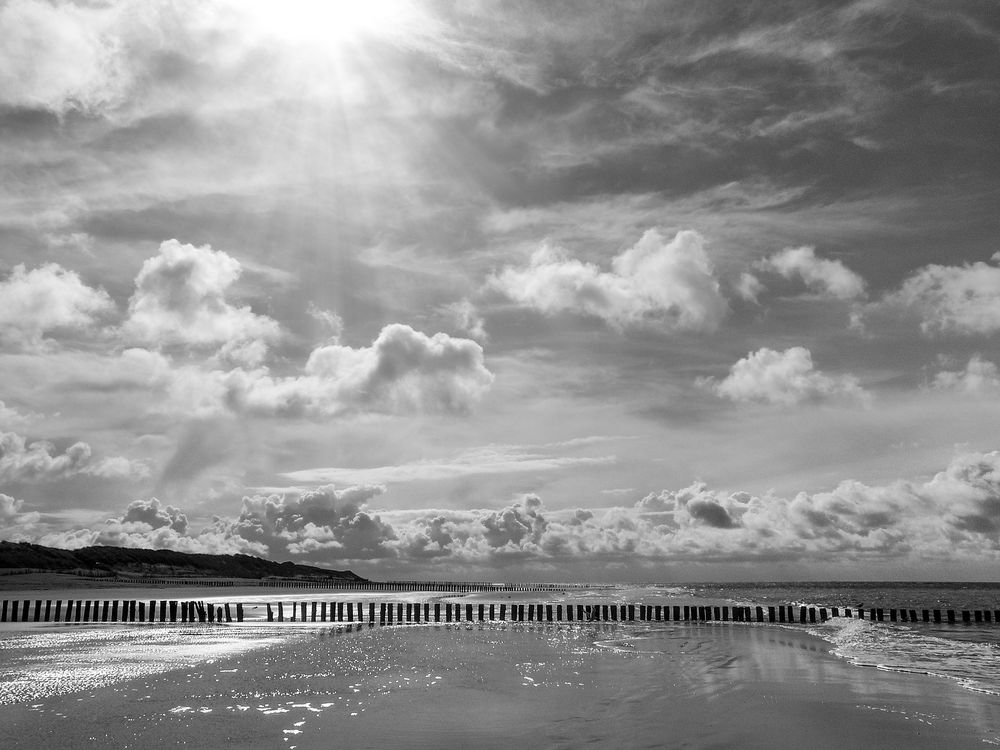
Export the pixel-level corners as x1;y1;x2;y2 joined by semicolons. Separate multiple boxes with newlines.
683;581;1000;696
0;582;997;748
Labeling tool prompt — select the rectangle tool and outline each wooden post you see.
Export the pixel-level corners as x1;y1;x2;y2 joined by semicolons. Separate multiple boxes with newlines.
820;608;827;622
809;608;816;623
347;603;354;623
961;610;971;624
225;604;232;622
168;601;177;622
434;603;440;622
300;603;307;621
985;611;993;623
399;603;405;622
277;603;284;622
311;602;317;622
683;606;690;621
546;604;553;622
236;604;244;622
479;604;485;621
338;602;344;622
82;601;92;623
974;610;982;623
267;604;274;622
423;603;429;621
490;604;495;621
628;605;635;621
909;609;918;622
889;609;897;622
933;609;941;623
947;610;956;624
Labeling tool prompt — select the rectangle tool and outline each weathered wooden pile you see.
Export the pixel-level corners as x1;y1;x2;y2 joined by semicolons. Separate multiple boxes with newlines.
2;599;997;626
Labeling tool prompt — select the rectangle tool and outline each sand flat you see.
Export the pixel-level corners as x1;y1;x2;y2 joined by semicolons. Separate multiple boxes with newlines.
1;620;997;748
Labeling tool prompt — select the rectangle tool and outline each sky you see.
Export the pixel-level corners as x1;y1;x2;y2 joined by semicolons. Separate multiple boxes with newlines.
1;0;998;582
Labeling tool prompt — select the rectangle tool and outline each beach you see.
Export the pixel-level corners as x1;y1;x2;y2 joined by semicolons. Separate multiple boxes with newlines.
2;587;998;749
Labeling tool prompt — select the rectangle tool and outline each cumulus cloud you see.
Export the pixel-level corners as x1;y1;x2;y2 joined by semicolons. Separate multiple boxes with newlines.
0;0;129;114
0;492;40;536
227;324;494;416
24;451;1000;568
123;239;281;351
491;229;727;331
0;263;114;349
50;484;394;560
754;246;866;300
0;430;147;484
932;355;1000;394
701;347;868;406
72;323;494;419
864;255;1000;336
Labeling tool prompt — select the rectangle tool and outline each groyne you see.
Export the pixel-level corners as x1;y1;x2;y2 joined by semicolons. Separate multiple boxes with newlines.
1;599;997;626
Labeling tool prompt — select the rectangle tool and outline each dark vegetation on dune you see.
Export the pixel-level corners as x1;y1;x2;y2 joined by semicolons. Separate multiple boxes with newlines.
0;541;363;581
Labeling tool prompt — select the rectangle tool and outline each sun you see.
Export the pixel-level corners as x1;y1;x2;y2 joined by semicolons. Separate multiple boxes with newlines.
237;0;421;47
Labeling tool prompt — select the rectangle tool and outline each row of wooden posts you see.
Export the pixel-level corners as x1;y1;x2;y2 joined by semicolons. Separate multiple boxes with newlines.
0;599;243;624
2;599;997;625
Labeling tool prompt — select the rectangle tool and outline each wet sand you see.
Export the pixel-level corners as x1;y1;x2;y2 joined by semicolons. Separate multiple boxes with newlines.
2;621;997;749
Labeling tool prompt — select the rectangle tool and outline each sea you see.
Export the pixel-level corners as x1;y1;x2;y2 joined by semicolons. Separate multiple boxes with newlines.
0;581;997;748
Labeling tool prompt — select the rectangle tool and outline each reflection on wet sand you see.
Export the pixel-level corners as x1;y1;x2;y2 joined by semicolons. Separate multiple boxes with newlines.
1;620;997;749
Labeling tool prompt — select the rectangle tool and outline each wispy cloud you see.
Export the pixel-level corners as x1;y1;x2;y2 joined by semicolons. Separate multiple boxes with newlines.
282;445;616;485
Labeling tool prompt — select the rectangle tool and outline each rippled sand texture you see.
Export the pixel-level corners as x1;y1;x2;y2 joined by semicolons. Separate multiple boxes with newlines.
2;622;998;749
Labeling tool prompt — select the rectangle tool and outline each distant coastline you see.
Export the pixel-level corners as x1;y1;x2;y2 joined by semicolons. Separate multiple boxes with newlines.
0;541;363;589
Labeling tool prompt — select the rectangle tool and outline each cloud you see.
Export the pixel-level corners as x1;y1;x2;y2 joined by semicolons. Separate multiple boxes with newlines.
491;229;727;331
123;239;281;351
734;272;765;303
281;444;615;485
0;492;40;537
0;401;38;431
306;303;344;343
864;255;1000;336
754;246;866;300
214;484;395;560
66;324;494;419
0;430;147;484
117;497;188;533
701;347;868;406
228;324;494;416
25;451;1000;568
0;263;114;350
442;298;487;341
932;355;1000;395
0;0;129;114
